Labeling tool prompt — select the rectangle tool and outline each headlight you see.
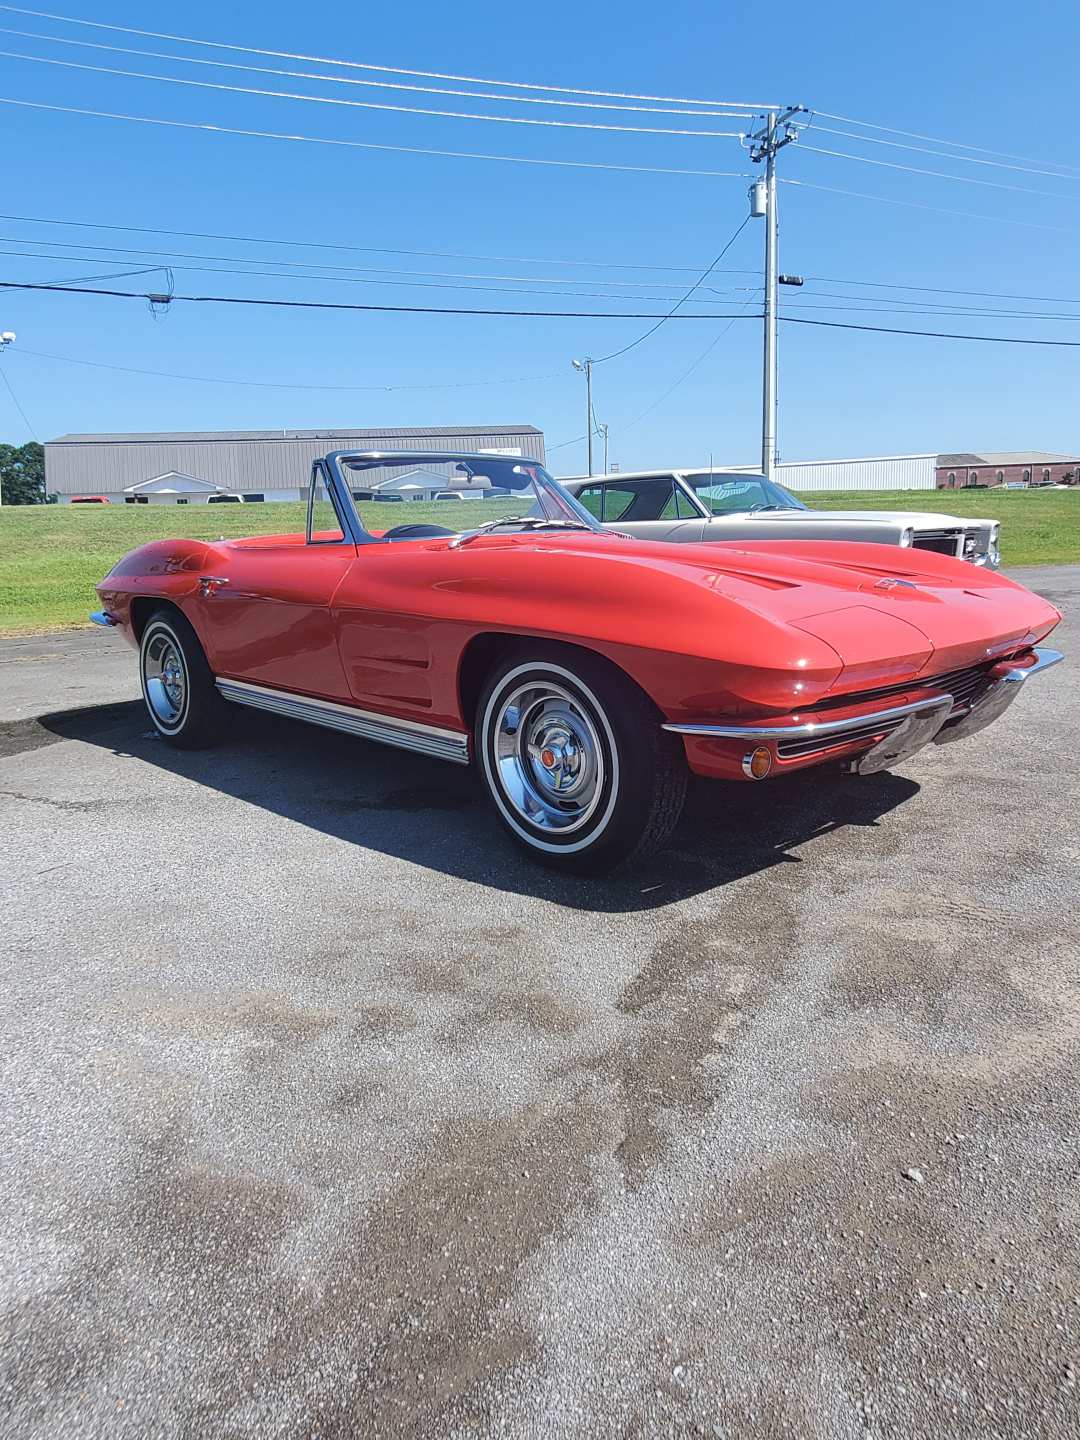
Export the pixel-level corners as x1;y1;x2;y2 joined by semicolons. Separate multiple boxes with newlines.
900;527;914;547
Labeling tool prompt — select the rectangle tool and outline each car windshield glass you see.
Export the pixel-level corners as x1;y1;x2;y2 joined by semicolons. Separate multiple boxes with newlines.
686;472;807;515
334;454;605;538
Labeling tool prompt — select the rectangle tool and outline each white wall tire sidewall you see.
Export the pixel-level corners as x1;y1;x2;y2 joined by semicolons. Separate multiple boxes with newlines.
140;619;192;738
480;661;621;856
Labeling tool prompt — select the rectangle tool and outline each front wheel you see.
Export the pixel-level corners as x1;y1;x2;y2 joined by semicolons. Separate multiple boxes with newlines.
139;608;229;749
475;646;687;873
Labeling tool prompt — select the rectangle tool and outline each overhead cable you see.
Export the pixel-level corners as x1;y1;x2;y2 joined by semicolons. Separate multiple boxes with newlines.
799;142;1080;201
0;26;756;119
0;97;751;177
0;5;779;108
0;50;749;136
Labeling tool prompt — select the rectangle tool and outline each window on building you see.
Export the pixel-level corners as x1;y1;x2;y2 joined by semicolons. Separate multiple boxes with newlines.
1043;469;1051;483
176;498;188;505
947;471;956;486
1023;469;1031;482
969;471;978;485
244;493;265;503
996;471;1003;485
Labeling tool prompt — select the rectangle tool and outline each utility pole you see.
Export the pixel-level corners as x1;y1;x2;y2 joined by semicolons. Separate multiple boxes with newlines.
571;357;594;475
748;107;803;480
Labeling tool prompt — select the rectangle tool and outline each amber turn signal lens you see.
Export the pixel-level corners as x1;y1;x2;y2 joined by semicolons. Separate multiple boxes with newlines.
742;746;773;780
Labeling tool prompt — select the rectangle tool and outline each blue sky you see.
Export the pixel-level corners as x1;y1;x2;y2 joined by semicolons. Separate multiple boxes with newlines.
0;0;1077;474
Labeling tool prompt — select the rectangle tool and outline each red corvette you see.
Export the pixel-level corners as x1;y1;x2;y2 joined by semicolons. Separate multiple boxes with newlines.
92;450;1062;871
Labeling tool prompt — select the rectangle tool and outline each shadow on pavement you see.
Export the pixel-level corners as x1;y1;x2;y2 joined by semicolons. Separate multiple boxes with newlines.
33;700;920;914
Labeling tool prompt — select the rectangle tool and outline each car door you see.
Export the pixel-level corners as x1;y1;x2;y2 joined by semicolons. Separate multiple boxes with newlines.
194;462;357;701
576;477;706;542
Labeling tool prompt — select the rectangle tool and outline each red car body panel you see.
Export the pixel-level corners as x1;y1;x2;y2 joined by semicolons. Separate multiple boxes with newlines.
97;529;1061;780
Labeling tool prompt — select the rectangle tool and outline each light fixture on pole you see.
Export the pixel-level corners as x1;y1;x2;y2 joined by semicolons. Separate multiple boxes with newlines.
571;357;594;476
0;331;15;351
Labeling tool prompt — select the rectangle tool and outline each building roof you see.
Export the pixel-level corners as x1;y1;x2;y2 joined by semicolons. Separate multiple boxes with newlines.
47;425;542;445
938;450;1078;466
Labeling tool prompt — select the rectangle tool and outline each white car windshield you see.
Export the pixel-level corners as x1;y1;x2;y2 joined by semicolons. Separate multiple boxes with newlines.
686;473;807;515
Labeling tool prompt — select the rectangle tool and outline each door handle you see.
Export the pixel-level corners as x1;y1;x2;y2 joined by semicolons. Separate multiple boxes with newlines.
199;575;230;596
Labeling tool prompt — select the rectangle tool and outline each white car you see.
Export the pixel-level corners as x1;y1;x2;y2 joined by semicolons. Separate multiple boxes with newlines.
559;469;1001;568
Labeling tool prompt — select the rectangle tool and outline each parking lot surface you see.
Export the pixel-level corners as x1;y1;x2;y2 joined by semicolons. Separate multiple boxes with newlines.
1;567;1078;1439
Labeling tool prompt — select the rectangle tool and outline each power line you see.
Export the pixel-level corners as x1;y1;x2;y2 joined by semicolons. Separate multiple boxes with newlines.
593;216;751;364
0;96;752;178
619;293;762;434
781;176;1073;235
802;272;1080;307
0;361;38;439
6;343;567;392
0;25;757;120
0;209;757;275
812;108;1080;178
0;5;779;109
778;314;1080;347
7;209;1076;308
0;243;744;304
0;49;750;138
0;277;768;320
807;121;1080;182
0;232;737;296
799;141;1080;201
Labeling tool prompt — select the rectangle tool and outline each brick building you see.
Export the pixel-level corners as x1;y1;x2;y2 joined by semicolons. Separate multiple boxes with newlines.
937;451;1079;488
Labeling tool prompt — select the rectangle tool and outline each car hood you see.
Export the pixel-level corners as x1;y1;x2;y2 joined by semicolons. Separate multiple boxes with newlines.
741;508;989;529
497;531;1060;701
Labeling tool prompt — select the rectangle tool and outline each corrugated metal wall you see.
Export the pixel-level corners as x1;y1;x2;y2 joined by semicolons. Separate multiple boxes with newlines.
775;455;937;492
46;429;546;497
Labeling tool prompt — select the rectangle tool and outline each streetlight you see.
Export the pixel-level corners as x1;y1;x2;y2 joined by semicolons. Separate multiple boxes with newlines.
571;356;594;476
0;331;15;350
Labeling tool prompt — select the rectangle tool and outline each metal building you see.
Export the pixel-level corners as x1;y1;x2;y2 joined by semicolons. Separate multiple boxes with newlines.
772;453;937;492
44;425;546;503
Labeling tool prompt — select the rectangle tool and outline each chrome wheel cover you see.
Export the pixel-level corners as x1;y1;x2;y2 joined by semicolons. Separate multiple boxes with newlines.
491;680;605;834
143;628;187;729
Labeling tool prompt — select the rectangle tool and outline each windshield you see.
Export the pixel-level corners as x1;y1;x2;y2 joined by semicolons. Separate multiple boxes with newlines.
685;472;807;515
332;453;604;539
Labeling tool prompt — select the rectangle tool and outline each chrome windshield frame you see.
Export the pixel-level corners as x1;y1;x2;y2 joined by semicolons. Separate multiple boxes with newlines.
322;449;605;544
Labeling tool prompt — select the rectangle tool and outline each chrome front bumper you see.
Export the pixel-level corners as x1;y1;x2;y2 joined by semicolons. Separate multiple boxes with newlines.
663;647;1064;773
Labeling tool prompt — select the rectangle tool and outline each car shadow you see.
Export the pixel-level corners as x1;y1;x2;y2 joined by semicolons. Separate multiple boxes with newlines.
35;701;920;914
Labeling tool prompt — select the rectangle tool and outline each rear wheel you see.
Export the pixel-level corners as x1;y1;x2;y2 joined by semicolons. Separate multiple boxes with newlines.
139;608;229;749
475;646;687;873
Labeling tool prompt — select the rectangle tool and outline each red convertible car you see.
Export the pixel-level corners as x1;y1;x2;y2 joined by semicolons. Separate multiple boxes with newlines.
92;450;1062;872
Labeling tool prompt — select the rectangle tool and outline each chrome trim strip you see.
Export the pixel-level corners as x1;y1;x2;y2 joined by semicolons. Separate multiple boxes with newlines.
662;693;953;741
89;610;116;627
935;646;1064;747
214;677;470;764
1007;646;1063;678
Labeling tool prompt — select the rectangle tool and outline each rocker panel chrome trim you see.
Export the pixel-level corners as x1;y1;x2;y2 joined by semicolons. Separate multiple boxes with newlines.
215;677;470;764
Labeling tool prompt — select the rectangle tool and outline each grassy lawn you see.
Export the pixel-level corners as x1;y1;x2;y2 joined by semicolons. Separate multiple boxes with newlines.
0;488;1076;635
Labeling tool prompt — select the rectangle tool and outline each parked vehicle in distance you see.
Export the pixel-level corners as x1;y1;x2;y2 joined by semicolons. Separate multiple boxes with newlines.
70;495;109;504
433;490;484;501
351;490;404;503
560;469;1001;568
92;450;1061;872
206;494;245;504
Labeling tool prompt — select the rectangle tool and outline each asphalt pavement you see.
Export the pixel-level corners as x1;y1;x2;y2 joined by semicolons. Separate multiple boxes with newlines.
1;567;1078;1439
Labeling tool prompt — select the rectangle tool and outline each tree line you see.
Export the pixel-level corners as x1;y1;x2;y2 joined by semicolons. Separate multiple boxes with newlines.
0;442;47;504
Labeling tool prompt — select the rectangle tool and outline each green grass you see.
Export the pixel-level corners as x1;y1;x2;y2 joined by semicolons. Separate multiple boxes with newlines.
0;488;1076;634
0;498;521;634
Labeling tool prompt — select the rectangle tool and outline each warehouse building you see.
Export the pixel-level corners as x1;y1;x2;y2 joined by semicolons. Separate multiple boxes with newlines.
936;451;1079;488
563;454;940;492
44;425;546;503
